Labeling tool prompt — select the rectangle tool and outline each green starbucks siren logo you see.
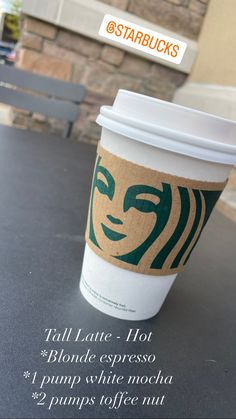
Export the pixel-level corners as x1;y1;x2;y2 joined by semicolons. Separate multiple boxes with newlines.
86;147;224;275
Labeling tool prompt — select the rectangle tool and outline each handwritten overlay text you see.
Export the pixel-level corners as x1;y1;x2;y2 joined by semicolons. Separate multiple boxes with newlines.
99;14;187;65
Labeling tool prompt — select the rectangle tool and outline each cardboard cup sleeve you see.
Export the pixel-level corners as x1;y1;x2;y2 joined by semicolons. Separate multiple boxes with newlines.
85;144;227;276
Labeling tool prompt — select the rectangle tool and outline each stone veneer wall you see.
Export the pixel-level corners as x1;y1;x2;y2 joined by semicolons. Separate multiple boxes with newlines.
14;0;209;141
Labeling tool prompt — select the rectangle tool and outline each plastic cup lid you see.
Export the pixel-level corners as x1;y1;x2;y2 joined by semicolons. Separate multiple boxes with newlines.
96;89;236;165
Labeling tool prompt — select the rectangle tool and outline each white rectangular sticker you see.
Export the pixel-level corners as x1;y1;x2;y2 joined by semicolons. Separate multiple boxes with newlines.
99;14;187;65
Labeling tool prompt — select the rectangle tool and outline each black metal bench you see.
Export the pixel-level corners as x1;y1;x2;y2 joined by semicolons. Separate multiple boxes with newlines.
0;64;85;138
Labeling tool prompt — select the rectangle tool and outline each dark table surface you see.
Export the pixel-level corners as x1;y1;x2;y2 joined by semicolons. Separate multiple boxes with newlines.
0;124;236;419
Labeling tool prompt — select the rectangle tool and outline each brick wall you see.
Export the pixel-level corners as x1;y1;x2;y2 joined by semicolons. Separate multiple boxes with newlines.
101;0;208;39
14;0;209;141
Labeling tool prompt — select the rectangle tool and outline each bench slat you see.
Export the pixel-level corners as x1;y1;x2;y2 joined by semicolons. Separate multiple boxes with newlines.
0;86;80;121
0;65;85;102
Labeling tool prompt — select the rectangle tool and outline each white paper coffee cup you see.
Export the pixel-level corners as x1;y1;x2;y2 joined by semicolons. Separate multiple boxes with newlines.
80;90;236;320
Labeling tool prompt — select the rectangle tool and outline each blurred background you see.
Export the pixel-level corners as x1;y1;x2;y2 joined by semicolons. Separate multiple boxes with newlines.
0;0;20;65
0;0;235;221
